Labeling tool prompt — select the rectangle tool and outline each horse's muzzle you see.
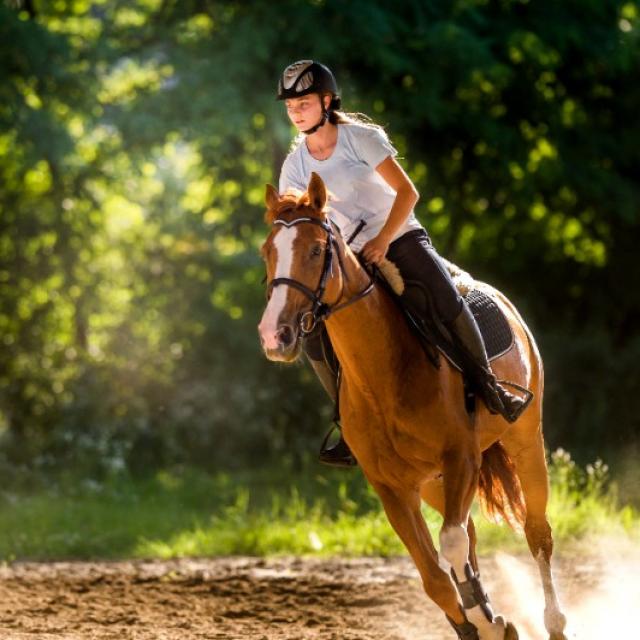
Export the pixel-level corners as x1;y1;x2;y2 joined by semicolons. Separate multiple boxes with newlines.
259;322;302;362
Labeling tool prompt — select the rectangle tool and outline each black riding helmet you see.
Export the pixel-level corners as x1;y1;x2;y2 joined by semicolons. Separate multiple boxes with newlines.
277;60;342;135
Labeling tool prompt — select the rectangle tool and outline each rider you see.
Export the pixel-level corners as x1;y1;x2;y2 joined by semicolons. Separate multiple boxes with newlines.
276;60;530;467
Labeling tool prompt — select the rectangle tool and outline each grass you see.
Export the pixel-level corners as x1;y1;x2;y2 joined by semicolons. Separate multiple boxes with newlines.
0;449;638;561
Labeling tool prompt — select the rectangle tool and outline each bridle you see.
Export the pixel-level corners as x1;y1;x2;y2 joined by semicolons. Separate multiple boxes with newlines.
266;216;374;335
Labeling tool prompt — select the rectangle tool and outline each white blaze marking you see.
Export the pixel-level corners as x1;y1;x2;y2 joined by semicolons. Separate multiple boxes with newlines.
258;226;297;351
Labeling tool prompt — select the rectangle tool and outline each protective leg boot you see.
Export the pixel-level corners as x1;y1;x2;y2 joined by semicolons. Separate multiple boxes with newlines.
307;357;357;468
446;615;480;640
449;304;530;423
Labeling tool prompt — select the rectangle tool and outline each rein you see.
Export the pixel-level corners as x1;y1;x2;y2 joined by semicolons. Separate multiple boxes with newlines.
267;216;374;335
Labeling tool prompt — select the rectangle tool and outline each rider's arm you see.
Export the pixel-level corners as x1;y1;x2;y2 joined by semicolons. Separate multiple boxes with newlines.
360;156;419;264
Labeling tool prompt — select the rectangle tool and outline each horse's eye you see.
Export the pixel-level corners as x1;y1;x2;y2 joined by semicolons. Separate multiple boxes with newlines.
311;244;323;257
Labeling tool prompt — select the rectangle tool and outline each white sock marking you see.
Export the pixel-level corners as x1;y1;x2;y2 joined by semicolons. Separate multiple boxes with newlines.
440;525;469;578
536;549;567;635
440;525;505;640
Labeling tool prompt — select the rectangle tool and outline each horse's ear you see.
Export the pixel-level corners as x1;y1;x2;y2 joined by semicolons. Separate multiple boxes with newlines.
264;184;280;223
307;172;327;215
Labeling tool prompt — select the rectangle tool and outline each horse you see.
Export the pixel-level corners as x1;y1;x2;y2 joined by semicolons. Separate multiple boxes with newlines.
257;172;568;640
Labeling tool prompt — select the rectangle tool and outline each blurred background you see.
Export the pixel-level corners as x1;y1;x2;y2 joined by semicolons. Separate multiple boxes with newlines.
1;0;639;558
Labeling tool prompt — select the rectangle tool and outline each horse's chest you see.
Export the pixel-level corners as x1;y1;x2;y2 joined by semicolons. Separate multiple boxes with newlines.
341;405;441;484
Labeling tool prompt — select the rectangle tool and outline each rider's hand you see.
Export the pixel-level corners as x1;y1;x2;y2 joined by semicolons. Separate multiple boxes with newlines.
361;233;391;266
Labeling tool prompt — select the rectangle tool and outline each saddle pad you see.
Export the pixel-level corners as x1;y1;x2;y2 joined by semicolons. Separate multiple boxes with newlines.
438;288;514;370
371;265;515;372
467;289;514;361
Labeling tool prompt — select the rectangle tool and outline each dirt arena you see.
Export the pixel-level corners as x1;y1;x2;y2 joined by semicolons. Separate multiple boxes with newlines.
0;550;636;639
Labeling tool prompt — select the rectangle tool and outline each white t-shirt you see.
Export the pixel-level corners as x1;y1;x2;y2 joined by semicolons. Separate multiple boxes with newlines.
278;123;423;251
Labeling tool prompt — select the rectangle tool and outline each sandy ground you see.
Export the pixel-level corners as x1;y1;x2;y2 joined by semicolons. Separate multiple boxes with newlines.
0;550;637;639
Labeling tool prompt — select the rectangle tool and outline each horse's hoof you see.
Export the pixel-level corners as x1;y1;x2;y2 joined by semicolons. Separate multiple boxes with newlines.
549;634;568;640
503;621;519;640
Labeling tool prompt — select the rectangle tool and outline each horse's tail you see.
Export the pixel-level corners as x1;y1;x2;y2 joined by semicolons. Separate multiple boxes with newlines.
477;441;526;529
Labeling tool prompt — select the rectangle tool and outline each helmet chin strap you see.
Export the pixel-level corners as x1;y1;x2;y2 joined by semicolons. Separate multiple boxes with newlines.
303;108;329;135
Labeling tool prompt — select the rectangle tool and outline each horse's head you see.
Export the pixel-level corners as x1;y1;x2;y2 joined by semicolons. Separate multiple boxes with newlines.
258;172;344;362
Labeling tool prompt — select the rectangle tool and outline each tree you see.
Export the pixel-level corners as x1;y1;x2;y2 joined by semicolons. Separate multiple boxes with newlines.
1;0;638;473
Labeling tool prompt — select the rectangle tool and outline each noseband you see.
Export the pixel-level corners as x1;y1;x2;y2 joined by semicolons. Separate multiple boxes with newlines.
267;216;374;335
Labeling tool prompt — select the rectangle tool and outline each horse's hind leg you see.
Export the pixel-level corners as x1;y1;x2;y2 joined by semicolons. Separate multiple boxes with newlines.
439;448;517;640
371;481;476;637
503;425;568;640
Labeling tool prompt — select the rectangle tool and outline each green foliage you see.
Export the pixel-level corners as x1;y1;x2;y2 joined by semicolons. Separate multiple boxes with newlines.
476;447;640;550
0;1;639;473
0;451;637;560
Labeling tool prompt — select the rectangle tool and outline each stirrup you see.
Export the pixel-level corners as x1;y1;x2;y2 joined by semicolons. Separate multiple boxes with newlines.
496;379;534;423
319;424;358;468
478;371;533;423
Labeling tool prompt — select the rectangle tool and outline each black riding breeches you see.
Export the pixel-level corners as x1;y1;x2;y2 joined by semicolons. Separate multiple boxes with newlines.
303;228;462;364
386;228;463;325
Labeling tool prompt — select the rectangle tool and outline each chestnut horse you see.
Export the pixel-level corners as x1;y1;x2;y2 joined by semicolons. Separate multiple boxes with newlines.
258;173;567;640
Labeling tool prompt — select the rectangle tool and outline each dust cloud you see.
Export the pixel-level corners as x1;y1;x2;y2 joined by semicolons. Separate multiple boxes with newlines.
492;539;640;640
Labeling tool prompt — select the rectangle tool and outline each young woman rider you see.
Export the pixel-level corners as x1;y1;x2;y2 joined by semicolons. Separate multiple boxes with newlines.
276;60;529;467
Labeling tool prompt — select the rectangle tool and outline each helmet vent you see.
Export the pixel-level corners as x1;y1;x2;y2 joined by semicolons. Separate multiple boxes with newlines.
296;71;313;92
282;60;313;89
277;60;338;102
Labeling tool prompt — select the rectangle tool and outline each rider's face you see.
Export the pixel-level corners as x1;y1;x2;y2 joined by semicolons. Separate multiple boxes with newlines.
285;93;327;131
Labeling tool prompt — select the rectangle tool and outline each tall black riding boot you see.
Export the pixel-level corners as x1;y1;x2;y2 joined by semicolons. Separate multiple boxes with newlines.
449;304;531;423
307;357;358;468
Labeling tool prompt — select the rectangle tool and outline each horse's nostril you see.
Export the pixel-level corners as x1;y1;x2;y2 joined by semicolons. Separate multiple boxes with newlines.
278;324;295;348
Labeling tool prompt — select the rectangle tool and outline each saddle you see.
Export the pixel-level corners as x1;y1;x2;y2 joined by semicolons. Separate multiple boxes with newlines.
371;260;517;414
373;260;513;368
440;287;514;370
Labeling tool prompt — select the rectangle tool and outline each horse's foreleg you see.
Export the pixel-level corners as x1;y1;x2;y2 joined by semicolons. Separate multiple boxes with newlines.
421;478;479;573
503;427;567;640
439;448;514;640
372;481;472;635
466;515;479;574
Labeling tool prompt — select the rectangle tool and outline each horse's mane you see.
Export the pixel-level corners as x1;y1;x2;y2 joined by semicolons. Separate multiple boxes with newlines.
265;189;320;224
277;189;309;212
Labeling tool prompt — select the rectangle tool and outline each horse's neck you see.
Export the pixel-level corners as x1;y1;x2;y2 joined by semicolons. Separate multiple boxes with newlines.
325;254;433;395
